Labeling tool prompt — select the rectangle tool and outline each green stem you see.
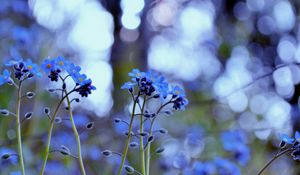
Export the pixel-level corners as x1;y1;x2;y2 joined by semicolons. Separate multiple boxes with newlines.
66;95;86;175
257;149;292;175
145;101;171;175
117;96;138;175
139;96;146;175
39;92;71;175
145;119;154;175
16;81;26;175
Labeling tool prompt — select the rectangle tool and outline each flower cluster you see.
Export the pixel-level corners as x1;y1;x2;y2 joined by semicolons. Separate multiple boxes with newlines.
41;57;96;97
279;131;300;161
221;130;250;165
121;68;188;110
3;59;41;82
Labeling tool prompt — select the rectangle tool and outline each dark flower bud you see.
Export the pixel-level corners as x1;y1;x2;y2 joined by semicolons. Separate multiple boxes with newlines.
294;141;300;148
147;135;154;143
159;128;168;134
129;142;139;148
124;165;135;174
153;94;160;98
1;154;10;160
24;112;33;120
75;98;80;103
114;118;121;123
26;92;35;99
279;141;286;148
62;83;66;90
44;107;50;115
165;111;171;115
155;147;165;154
60;145;70;156
128;88;133;93
27;73;34;78
47;88;56;93
86;122;94;130
0;109;10;116
65;107;70;111
138;131;149;137
124;131;134;136
144;114;151;118
102;150;112;157
55;117;62;124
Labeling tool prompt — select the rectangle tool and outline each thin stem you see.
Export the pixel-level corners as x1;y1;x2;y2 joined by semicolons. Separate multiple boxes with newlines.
257;148;292;175
139;96;146;175
16;81;26;175
39;90;74;175
66;94;86;175
117;95;139;175
145;101;171;175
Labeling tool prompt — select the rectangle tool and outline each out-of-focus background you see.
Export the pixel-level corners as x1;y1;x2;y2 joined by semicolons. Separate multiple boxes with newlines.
1;0;300;174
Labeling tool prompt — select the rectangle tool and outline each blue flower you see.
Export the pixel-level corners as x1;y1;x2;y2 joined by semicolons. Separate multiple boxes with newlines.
75;79;96;97
0;69;11;86
221;130;250;165
193;161;215;175
73;73;87;86
280;134;294;145
215;157;241;175
54;56;69;70
66;63;81;76
128;68;145;80
41;59;56;73
170;85;185;98
24;59;41;77
121;81;136;91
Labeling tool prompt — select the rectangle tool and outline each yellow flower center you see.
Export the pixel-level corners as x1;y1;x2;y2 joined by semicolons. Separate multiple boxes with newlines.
79;78;83;82
175;90;180;95
47;64;51;68
136;73;141;77
59;61;64;66
28;65;33;70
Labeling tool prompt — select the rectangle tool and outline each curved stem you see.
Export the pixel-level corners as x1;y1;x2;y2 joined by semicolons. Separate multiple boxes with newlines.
66;95;86;175
117;96;138;175
145;101;171;175
257;149;292;175
39;91;73;175
16;81;26;175
139;96;146;175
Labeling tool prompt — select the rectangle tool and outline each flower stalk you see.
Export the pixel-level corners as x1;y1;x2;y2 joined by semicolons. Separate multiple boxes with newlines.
66;94;86;175
16;81;26;175
117;94;139;175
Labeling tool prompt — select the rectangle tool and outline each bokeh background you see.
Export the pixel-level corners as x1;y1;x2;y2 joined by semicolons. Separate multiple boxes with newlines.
1;0;300;174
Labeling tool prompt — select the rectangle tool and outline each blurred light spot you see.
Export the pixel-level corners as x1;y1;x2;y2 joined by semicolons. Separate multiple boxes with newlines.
121;14;141;30
121;0;144;15
265;99;290;128
227;91;248;113
289;65;300;84
246;0;265;12
249;94;268;115
234;2;251;21
120;28;139;42
273;1;295;32
179;4;214;42
238;112;257;130
68;1;114;53
151;0;178;26
273;66;293;88
277;38;296;63
30;0;65;30
257;16;276;35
